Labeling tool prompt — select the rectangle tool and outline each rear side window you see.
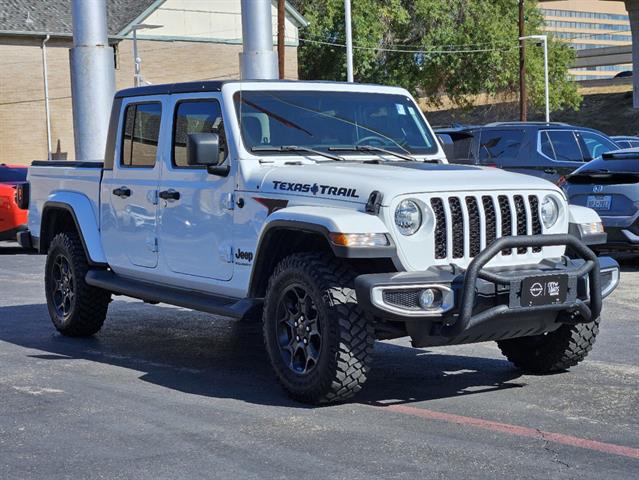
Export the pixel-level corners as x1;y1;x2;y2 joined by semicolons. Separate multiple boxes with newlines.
577;131;619;160
121;103;162;167
173;100;226;167
542;131;583;162
0;166;27;183
478;129;524;164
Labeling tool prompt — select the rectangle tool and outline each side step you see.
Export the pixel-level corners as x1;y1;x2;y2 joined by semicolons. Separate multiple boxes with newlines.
85;270;261;320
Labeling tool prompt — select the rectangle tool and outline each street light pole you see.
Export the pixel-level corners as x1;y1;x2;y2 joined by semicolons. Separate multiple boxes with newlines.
519;0;527;121
131;24;163;87
520;35;550;123
344;0;354;82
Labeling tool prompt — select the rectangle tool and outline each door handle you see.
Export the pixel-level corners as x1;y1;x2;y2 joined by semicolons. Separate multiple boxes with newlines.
112;186;131;198
159;189;181;201
543;168;557;174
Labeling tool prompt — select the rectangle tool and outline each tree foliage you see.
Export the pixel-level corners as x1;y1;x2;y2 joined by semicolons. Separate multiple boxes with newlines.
291;0;581;111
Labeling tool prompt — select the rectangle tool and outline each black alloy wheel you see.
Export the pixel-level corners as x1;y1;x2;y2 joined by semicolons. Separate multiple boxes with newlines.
275;284;322;375
50;254;75;320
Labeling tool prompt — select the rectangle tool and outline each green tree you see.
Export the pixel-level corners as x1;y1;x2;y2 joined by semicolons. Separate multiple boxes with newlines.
292;0;580;111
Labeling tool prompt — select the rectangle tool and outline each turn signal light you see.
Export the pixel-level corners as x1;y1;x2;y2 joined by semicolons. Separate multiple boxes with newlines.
329;233;389;247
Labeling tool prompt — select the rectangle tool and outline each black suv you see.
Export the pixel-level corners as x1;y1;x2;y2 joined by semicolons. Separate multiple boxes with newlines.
435;122;619;184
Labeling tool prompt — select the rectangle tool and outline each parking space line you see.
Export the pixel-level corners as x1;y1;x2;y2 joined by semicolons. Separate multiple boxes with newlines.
373;403;639;460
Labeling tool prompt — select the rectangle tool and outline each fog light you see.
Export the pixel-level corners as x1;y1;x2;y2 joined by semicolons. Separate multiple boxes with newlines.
418;288;438;309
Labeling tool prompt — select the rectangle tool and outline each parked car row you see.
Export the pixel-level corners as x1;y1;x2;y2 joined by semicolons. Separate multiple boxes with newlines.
435;122;622;184
565;148;639;253
435;123;639;253
0;164;28;242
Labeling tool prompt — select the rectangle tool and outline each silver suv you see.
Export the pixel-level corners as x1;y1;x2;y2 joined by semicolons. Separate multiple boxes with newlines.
565;148;639;252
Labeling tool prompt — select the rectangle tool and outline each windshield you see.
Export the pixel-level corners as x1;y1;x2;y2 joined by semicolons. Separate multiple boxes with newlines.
234;90;438;156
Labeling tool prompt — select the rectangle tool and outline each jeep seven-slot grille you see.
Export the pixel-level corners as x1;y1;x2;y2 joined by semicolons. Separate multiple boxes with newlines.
430;194;543;261
529;195;542;253
431;198;447;259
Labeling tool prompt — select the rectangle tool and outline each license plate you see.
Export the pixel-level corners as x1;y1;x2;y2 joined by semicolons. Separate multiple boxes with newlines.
520;274;568;307
586;195;611;211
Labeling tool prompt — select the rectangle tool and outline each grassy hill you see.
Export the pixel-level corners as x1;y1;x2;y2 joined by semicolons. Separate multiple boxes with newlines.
426;90;639;136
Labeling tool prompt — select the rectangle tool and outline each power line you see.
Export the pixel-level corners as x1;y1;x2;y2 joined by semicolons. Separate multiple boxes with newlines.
295;36;522;54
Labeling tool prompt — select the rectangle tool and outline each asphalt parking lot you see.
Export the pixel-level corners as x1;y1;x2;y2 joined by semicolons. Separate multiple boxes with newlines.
1;244;637;479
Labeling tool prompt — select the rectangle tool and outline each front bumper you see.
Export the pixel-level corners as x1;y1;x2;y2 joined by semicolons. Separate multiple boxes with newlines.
355;235;619;339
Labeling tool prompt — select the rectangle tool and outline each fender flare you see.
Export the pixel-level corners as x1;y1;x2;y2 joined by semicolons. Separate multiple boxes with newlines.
568;204;607;246
260;206;395;258
248;206;397;297
41;192;107;265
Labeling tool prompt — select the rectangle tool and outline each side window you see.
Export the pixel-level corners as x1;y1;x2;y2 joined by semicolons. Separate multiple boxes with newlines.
629;141;639;148
546;131;583;162
173;100;227;167
540;131;555;159
477;129;524;164
121;102;162;167
577;131;619;160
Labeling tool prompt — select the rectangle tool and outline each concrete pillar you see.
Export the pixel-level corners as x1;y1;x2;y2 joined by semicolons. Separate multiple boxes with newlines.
70;0;115;161
240;0;278;80
626;1;639;108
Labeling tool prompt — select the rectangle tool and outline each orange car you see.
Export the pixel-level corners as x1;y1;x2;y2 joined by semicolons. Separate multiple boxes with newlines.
0;164;28;241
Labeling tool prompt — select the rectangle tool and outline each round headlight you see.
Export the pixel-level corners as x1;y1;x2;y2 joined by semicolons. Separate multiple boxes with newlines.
395;200;422;236
541;195;560;229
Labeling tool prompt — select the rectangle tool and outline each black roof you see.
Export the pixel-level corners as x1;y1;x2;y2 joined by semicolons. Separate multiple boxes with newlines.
115;81;226;99
0;0;157;36
114;79;396;98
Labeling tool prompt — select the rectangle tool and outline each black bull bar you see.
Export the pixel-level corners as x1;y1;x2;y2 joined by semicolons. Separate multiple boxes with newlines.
441;234;601;337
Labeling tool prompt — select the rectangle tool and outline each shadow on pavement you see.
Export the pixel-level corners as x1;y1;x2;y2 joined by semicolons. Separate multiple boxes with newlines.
613;254;639;273
0;244;36;255
0;301;525;408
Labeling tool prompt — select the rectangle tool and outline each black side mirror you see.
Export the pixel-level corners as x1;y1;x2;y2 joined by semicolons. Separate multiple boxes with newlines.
186;133;230;176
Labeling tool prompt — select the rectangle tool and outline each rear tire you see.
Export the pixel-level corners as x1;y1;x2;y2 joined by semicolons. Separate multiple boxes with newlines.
262;253;374;404
44;231;111;337
497;318;600;373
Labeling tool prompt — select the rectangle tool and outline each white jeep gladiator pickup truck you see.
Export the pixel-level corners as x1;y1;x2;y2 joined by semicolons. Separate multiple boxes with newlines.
20;80;620;404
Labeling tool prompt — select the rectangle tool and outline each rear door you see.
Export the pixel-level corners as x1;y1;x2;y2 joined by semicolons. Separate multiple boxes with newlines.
537;130;585;183
101;98;164;272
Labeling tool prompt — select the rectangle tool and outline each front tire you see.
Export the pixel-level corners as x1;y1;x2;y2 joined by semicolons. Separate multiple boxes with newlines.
497;318;600;373
262;253;374;404
44;231;111;337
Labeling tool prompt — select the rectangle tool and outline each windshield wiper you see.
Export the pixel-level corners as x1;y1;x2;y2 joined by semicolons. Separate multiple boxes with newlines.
251;145;345;162
329;145;414;161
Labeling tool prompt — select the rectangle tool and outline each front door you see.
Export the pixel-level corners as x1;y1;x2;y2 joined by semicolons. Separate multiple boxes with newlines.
101;99;164;271
156;95;234;282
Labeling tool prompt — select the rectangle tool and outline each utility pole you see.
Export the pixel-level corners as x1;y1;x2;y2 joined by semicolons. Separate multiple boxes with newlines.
70;0;115;162
519;0;527;122
278;0;285;79
344;0;354;82
41;35;52;161
240;0;278;80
